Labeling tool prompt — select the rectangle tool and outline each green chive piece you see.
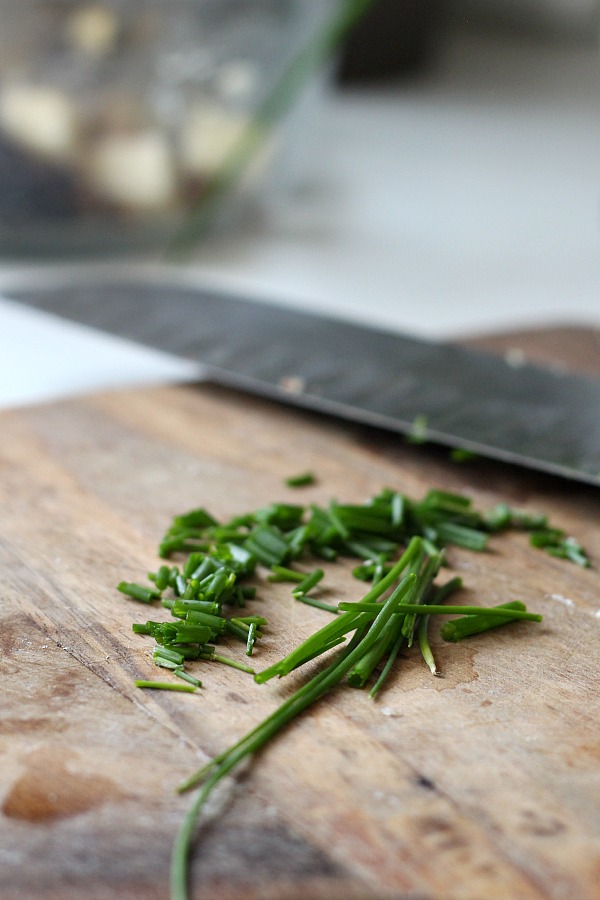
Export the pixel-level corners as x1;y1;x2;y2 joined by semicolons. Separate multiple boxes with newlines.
294;595;340;614
267;565;306;583
117;581;161;603
369;631;405;698
149;565;172;591
418;614;438;676
245;622;258;657
255;539;423;685
450;447;478;463
199;649;255;675
347;612;403;689
440;601;533;642
285;472;316;488
115;473;586;900
530;531;590;567
174;668;202;688
337;602;542;622
291;569;324;597
135;680;197;693
154;647;186;666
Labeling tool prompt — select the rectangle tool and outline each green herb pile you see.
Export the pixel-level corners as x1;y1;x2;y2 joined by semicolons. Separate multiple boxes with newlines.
118;482;588;899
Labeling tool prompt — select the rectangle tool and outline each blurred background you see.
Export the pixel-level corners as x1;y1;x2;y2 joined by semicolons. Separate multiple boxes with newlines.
0;0;598;351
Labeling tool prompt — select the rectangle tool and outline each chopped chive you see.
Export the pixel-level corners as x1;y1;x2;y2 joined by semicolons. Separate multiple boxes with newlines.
116;473;584;900
337;602;542;622
154;646;186;666
171;508;218;530
152;657;179;670
232;615;267;626
174;574;187;596
117;581;161;603
530;531;590;567
416;575;463;676
245;622;258;657
255;503;305;530
294;594;339;614
226;619;252;642
135;680;198;692
432;522;489;552
172;599;220;616
347;612;404;689
440;601;532;642
369;631;405;697
174;668;202;688
352;557;393;583
149;565;172;591
159;533;210;558
417;614;438;676
267;565;306;583
450;447;478;463
199;649;255;675
291;569;324;597
256;541;423;685
390;492;404;527
244;524;291;567
401;553;443;646
326;502;351;540
285;472;316;487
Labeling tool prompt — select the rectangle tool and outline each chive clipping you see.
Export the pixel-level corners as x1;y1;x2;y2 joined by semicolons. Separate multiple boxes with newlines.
135;680;198;693
285;472;316;488
118;582;161;603
440;601;534;642
114;476;590;900
291;568;324;598
450;448;479;463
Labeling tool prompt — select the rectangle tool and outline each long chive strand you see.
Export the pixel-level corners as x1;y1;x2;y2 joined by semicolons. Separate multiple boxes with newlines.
369;631;406;698
417;614;438;676
122;486;558;900
177;562;423;795
337;603;542;621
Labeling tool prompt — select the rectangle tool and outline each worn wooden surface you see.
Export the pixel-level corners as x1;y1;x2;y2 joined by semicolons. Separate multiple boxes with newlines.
1;327;599;900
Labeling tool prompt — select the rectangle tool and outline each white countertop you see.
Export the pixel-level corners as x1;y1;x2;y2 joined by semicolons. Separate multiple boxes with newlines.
1;29;598;410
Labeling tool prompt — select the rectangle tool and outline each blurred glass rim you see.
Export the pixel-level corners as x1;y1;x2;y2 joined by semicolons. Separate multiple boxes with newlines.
0;0;342;257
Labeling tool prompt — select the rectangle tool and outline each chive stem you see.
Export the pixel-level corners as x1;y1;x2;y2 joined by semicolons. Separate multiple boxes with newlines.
418;614;439;676
285;472;316;487
337;602;542;622
291;569;324;597
294;594;340;614
135;680;197;693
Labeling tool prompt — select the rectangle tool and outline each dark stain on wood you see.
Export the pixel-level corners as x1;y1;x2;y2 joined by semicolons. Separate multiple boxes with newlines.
226;691;248;705
2;757;122;823
519;809;567;839
416;775;437;791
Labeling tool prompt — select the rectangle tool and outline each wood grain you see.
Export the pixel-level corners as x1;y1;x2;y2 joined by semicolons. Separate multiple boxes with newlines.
0;328;599;900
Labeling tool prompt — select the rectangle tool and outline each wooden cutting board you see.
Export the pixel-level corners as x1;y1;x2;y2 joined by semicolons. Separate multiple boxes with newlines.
1;327;599;900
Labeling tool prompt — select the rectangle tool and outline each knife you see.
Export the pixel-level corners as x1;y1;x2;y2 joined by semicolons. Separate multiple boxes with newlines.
7;274;600;487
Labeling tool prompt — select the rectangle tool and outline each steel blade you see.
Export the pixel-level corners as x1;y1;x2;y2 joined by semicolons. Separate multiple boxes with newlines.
8;275;600;486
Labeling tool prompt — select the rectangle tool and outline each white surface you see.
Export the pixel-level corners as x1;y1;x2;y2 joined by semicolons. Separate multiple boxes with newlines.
0;295;198;409
0;29;598;410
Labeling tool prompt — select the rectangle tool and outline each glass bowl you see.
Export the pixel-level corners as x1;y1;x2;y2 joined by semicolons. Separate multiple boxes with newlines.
0;0;325;258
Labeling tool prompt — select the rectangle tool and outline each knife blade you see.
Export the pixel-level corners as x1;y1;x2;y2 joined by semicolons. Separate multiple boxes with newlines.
8;275;600;487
